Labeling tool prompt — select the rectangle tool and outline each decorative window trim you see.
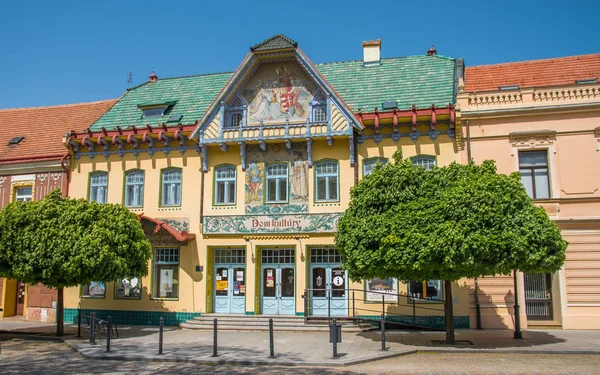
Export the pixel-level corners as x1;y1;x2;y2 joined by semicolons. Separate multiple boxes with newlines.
159;167;183;208
10;180;35;202
264;162;289;204
214;164;237;206
362;157;389;177
314;159;340;203
123;169;145;208
88;171;108;204
509;133;558;199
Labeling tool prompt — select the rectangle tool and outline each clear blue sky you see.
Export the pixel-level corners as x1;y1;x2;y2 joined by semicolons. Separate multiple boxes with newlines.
1;0;598;109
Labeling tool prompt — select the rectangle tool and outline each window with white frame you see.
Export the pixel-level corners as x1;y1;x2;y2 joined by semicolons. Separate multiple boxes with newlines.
161;168;182;206
225;96;244;128
363;158;388;177
89;172;108;203
124;170;144;208
15;186;33;202
315;161;339;202
153;248;179;299
519;150;550;199
311;90;327;123
266;164;288;203
411;155;436;170
215;165;236;205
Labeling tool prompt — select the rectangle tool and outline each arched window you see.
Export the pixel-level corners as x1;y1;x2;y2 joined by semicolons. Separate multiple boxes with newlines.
215;165;236;205
89;172;108;203
124;170;144;208
315;160;339;202
266;163;288;203
363;158;388;177
225;96;244;128
161;168;182;207
311;89;327;123
411;155;436;170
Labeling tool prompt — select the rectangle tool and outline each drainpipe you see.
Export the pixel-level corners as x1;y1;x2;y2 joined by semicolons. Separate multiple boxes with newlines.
466;120;482;330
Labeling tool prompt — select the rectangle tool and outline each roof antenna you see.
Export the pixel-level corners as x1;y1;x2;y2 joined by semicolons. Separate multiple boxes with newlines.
127;71;133;88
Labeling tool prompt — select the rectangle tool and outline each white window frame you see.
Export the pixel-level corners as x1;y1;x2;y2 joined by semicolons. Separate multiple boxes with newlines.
315;161;339;202
161;168;182;207
15;186;33;202
214;165;236;205
265;163;288;204
89;172;108;203
124;170;144;208
363;158;388;177
153;247;180;299
411;155;436;170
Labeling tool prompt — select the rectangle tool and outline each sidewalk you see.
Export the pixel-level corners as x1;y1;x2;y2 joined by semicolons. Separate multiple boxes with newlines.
2;321;599;366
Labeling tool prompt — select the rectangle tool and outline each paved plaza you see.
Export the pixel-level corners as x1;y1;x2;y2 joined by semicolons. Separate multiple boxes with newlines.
1;320;600;373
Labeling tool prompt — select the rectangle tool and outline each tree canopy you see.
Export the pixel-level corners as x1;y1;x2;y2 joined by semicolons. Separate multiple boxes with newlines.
335;154;567;282
0;189;152;288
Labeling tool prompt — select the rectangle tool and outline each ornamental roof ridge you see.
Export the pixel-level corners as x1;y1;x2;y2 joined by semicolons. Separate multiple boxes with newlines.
315;54;456;66
250;34;298;52
0;98;119;112
467;53;600;69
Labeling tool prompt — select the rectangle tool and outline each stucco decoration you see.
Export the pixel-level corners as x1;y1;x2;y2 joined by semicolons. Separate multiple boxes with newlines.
159;218;190;233
203;213;341;235
245;143;309;214
10;180;35;202
509;130;556;150
241;62;316;126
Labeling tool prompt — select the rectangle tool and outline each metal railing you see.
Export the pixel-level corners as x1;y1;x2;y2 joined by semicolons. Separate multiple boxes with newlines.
301;288;445;330
77;309;119;339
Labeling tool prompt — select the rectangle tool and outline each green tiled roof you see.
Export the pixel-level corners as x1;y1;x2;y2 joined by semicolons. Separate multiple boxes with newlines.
90;55;455;132
89;72;232;131
251;34;298;52
316;55;456;112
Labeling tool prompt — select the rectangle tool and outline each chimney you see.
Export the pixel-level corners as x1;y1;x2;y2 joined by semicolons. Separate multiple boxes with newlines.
362;39;381;66
427;46;437;56
149;71;158;82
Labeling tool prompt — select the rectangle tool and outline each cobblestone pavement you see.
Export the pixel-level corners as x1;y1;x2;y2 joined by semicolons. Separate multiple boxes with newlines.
1;339;599;375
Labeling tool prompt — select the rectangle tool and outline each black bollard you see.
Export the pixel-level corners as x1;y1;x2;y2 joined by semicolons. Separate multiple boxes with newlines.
380;314;387;351
77;308;82;338
90;312;96;345
332;318;338;359
212;318;218;357
158;317;164;355
106;316;111;353
269;318;275;358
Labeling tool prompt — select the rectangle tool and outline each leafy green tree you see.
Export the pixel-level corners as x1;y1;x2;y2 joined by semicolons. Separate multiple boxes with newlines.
335;153;567;343
0;190;152;336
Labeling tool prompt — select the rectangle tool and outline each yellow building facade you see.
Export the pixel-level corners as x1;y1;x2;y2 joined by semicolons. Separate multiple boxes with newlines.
63;35;470;327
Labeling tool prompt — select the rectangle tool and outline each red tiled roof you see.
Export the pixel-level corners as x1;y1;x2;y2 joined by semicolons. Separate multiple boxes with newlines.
465;54;600;92
0;99;118;163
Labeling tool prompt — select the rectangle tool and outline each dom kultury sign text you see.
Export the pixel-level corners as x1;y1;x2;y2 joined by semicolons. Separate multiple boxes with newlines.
202;214;342;235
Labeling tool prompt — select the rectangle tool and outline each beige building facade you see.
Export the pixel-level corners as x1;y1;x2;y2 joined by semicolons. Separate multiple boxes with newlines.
457;54;600;329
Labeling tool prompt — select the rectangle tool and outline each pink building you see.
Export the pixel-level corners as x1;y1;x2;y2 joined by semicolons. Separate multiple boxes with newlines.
457;54;600;330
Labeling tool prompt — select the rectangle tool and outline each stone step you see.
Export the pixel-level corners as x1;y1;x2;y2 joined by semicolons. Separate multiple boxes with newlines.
180;322;367;332
185;319;371;329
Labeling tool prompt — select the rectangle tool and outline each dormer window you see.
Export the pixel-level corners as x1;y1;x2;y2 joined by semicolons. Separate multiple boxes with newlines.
142;107;166;118
311;89;327;123
225;96;245;128
137;101;176;119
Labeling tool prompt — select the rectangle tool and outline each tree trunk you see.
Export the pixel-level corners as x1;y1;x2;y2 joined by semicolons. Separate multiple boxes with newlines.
444;280;455;344
56;287;64;337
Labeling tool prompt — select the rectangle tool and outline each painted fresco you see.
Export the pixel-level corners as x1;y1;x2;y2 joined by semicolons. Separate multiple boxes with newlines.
245;143;309;214
203;213;341;235
241;62;316;126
